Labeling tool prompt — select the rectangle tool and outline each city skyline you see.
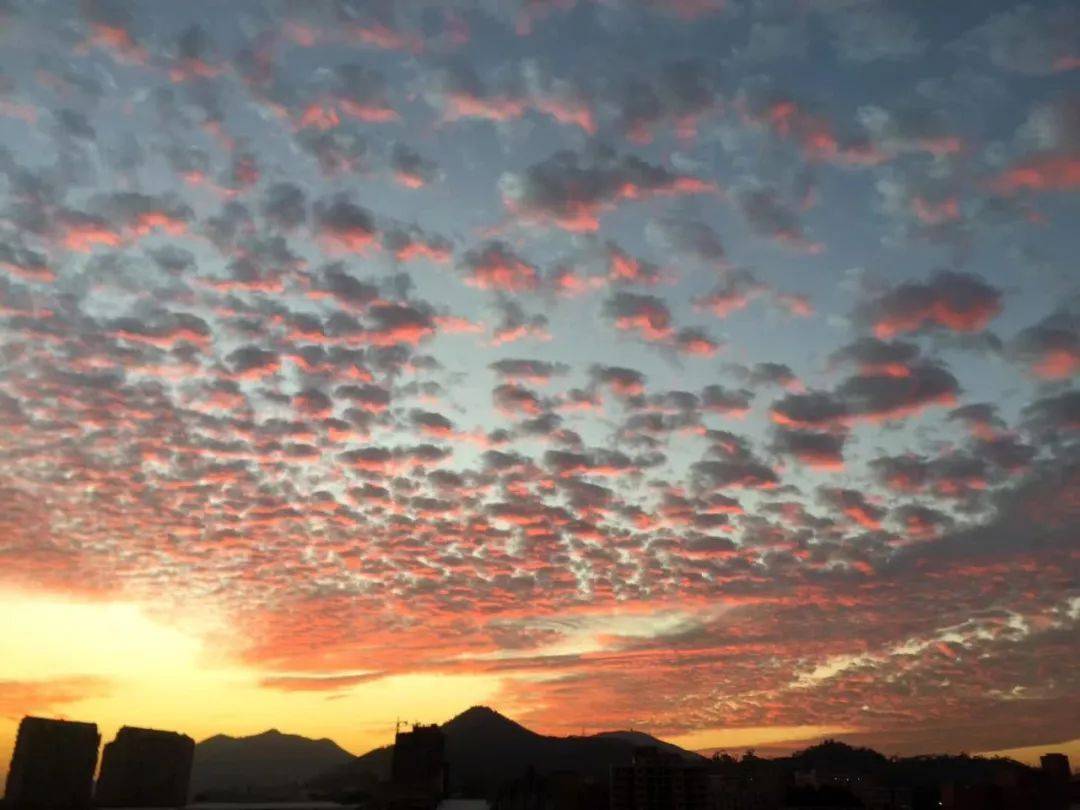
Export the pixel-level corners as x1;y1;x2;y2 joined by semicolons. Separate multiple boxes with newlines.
2;706;1075;808
0;0;1077;784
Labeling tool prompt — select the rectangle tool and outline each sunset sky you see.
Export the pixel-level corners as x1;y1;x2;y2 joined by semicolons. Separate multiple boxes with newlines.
1;0;1078;783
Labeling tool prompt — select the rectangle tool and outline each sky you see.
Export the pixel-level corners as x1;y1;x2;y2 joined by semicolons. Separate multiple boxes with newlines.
0;0;1078;783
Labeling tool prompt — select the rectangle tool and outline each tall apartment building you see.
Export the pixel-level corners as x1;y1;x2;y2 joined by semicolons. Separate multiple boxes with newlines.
610;746;709;810
4;716;100;810
94;725;195;807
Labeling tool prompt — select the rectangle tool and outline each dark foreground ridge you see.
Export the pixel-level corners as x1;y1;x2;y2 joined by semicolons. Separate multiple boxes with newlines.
1;708;1076;809
301;708;1077;809
306;704;704;803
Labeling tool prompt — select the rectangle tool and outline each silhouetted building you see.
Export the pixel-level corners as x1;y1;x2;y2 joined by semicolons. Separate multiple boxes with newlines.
793;768;911;809
784;783;863;808
1039;753;1072;810
94;726;195;807
853;785;912;810
495;767;607;809
610;746;709;810
3;716;100;810
942;761;1071;810
1041;753;1071;781
389;723;449;809
708;773;783;810
707;753;787;810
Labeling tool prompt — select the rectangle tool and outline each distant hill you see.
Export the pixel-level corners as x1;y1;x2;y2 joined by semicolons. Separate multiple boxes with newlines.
189;715;1046;805
309;705;704;799
777;738;1032;787
591;729;702;761
703;738;1042;807
784;739;890;774
190;728;354;800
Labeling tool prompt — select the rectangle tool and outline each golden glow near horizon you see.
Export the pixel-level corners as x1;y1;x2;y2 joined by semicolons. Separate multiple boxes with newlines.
667;724;859;753
978;739;1080;768
0;588;503;783
1;0;1078;792
3;586;1077;789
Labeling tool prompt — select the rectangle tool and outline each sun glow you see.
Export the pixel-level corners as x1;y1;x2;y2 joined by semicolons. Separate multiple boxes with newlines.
0;588;503;784
668;725;859;753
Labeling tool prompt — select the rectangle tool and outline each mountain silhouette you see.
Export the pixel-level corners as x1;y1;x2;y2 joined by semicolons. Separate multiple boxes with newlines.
590;729;702;760
785;739;890;774
309;705;702;799
190;728;354;799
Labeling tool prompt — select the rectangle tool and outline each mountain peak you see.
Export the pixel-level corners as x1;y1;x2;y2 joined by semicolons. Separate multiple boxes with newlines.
454;705;504;721
442;705;535;738
192;726;354;798
308;704;703;799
